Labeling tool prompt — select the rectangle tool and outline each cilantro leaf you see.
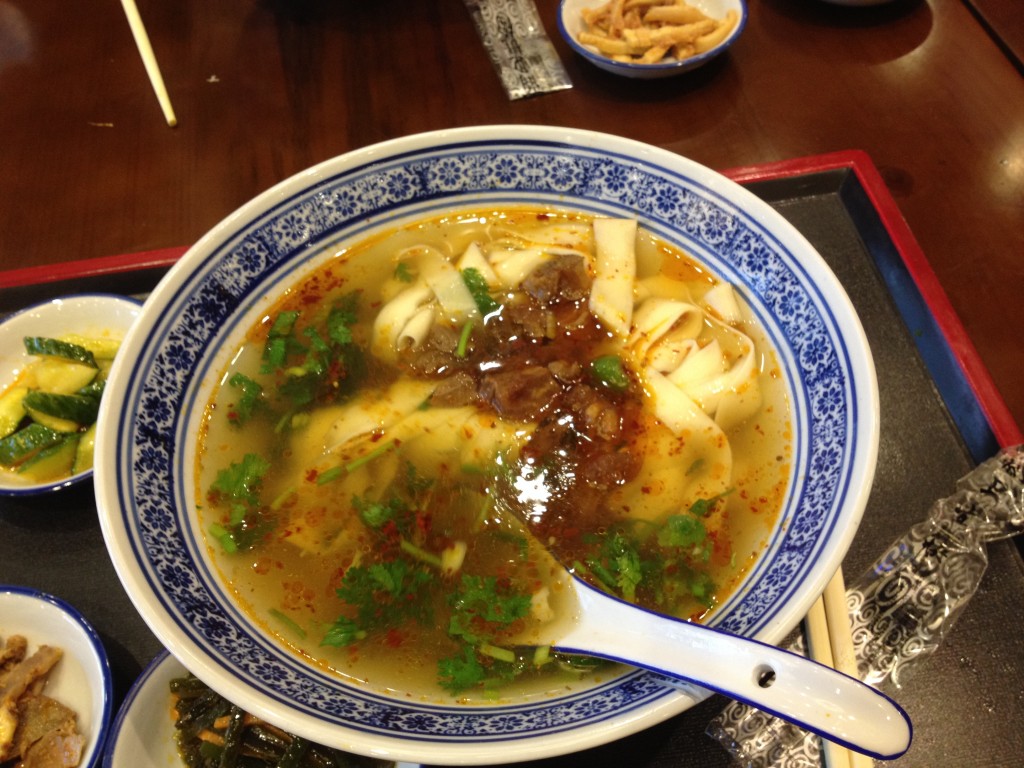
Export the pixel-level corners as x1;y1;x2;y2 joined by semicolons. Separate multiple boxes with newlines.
227;372;264;425
438;645;487;694
585;530;643;602
394;262;414;283
461;267;500;315
261;310;301;372
210;453;270;506
207;453;273;552
688;489;733;517
448;575;531;645
657;514;707;549
326;294;359;346
352;494;406;529
323;559;433;647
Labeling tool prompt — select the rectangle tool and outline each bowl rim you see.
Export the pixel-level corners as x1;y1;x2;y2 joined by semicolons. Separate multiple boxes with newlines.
0;584;114;768
0;293;143;497
95;124;879;764
557;0;749;75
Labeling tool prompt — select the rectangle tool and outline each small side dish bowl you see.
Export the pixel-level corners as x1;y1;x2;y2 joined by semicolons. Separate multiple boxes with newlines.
0;294;142;496
558;0;747;79
0;586;114;768
103;651;182;768
95;125;878;765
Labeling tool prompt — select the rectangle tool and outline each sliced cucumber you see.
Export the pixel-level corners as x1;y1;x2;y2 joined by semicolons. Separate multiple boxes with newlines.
23;391;100;426
73;423;97;474
58;334;123;361
31;358;98;394
18;435;80;483
24;406;79;433
0;423;65;466
23;336;97;367
77;380;106;400
0;386;28;439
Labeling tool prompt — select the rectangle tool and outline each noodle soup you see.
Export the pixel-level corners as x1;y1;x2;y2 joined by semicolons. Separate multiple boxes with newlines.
196;207;792;702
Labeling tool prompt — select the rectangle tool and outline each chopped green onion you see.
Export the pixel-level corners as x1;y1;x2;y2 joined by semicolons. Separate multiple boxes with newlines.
400;538;443;569
479;643;516;663
344;438;398;473
269;608;307;640
589;354;630;392
270;486;297;510
209;523;237;554
456;318;474;358
315;466;344;485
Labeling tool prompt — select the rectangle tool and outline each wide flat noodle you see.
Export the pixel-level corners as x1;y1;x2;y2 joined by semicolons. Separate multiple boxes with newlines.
589;218;637;337
627;287;763;432
612;368;732;521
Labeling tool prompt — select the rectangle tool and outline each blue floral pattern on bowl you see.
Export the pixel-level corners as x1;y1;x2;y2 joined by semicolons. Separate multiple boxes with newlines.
102;129;873;761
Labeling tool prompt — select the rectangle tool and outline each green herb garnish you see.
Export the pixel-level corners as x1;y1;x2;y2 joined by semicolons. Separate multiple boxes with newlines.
461;267;500;315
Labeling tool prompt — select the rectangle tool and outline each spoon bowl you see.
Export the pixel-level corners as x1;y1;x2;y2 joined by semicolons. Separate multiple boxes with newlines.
515;568;911;759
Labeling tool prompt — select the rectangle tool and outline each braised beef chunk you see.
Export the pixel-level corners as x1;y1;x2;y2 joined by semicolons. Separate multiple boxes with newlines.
480;366;561;421
547;359;583;384
403;325;462;376
565;384;622;442
579;450;642;489
505;299;555;340
522;254;592;304
429;372;479;408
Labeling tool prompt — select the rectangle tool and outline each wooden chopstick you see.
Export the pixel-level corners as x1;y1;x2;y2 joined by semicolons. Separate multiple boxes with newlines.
805;567;875;768
120;0;177;126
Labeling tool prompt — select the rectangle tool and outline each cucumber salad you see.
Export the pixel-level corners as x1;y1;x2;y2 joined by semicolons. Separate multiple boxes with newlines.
0;335;122;484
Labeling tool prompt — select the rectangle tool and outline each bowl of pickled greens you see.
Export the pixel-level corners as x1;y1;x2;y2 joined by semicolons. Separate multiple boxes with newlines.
0;294;141;495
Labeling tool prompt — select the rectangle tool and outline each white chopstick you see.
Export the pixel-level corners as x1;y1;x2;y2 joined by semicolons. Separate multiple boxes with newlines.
120;0;177;126
805;567;875;768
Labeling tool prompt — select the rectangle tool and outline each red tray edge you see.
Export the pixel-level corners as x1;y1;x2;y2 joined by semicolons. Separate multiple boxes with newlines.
724;149;1022;449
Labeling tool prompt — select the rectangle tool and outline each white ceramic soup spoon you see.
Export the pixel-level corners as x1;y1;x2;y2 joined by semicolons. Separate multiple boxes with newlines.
513;569;912;760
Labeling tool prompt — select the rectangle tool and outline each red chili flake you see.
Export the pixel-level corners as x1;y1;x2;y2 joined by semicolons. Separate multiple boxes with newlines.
305;468;319;483
385;629;405;648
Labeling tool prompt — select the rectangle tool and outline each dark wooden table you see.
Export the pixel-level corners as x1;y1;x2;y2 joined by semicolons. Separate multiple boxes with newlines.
1;1;1023;766
1;0;1021;432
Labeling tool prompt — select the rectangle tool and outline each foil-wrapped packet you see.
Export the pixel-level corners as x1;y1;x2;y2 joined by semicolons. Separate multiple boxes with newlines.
707;445;1024;767
464;0;572;100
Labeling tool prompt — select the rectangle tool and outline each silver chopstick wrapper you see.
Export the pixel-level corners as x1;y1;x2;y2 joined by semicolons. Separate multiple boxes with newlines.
464;0;572;100
706;444;1024;767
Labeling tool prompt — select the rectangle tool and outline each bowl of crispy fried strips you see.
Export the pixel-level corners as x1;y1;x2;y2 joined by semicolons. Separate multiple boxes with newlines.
559;0;746;78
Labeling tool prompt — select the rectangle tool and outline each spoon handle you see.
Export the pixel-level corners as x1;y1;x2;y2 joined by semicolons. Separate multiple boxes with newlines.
554;580;912;760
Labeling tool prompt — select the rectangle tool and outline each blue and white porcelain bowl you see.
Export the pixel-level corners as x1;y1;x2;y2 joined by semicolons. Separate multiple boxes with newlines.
95;126;878;765
0;586;114;768
0;294;142;496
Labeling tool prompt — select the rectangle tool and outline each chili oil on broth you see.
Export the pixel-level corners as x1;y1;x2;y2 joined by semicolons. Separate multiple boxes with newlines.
194;206;793;704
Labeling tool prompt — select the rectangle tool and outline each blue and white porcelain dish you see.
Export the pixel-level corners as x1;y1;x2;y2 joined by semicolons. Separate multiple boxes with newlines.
94;125;878;765
558;0;747;79
0;293;142;496
0;586;114;768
